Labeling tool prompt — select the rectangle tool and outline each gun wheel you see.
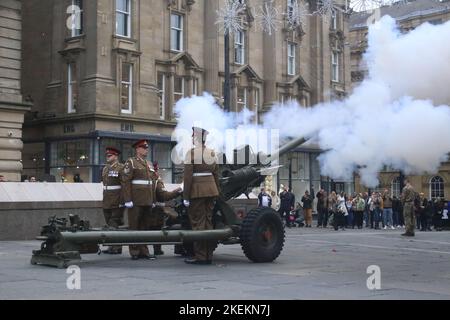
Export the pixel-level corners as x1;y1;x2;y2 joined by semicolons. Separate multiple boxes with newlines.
240;207;285;263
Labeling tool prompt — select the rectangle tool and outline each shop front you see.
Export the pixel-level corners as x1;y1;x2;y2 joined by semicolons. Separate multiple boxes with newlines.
22;131;176;183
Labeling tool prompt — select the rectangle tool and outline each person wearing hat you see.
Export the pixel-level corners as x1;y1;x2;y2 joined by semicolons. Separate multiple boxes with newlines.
183;127;220;265
122;139;182;260
101;147;125;254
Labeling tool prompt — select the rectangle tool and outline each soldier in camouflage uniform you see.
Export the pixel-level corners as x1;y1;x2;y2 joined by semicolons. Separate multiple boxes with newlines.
401;178;416;237
101;147;125;254
122;139;181;260
183;127;220;265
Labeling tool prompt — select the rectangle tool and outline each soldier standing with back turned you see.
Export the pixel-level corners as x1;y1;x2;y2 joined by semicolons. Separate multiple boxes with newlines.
122;139;181;260
101;147;125;254
401;178;416;237
183;127;220;265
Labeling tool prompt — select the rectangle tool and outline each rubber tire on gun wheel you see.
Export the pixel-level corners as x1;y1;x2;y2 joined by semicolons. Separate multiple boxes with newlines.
240;207;285;263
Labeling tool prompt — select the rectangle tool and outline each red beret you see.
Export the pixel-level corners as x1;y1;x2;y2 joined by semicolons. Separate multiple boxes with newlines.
106;147;120;155
132;139;149;149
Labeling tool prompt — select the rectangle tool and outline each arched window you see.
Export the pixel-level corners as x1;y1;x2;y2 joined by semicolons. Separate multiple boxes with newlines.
391;177;401;198
430;176;444;200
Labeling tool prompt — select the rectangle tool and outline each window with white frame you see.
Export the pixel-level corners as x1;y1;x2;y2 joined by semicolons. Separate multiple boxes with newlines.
234;30;245;65
116;0;131;37
70;0;83;37
174;75;184;106
288;42;296;75
121;63;132;113
430;176;444;200
157;73;165;119
253;88;259;124
192;78;199;96
332;51;339;82
67;63;77;113
280;93;293;104
391;177;401;198
237;87;247;111
171;14;184;52
331;9;337;30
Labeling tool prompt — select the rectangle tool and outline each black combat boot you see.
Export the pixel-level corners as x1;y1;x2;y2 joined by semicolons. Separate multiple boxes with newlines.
401;232;415;237
154;245;164;255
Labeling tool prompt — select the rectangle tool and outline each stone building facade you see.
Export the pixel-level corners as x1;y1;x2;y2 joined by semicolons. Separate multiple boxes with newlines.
0;0;31;182
21;0;352;199
350;0;450;199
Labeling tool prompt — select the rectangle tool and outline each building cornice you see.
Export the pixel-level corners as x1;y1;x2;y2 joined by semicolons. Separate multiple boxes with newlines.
350;5;450;30
23;112;177;128
0;100;32;113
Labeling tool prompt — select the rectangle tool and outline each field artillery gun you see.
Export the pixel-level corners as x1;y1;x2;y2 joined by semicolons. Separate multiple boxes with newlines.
31;137;306;268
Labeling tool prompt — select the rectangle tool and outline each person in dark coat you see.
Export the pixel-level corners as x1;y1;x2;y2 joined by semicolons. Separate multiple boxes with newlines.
316;189;328;228
301;190;313;227
279;186;295;227
258;187;272;207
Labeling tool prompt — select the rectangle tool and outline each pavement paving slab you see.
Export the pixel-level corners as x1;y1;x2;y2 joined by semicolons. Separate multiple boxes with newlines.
0;228;449;299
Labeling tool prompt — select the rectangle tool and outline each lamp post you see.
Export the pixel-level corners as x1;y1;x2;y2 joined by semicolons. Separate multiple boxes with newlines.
32;156;38;178
217;0;317;113
288;153;293;191
216;0;247;113
224;32;231;112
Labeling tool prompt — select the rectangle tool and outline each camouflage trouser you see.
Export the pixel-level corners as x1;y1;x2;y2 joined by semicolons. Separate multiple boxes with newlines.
403;203;416;235
188;197;215;261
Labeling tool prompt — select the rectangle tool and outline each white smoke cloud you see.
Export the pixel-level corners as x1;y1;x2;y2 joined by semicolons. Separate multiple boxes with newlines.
172;93;272;164
263;16;450;186
367;16;450;105
173;16;450;187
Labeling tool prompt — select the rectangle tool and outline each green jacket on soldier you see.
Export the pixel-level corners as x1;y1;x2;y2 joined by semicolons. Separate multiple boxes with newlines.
102;161;124;209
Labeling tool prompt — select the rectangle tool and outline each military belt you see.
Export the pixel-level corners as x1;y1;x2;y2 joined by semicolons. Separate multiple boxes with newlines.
103;185;121;190
132;180;153;185
193;172;212;176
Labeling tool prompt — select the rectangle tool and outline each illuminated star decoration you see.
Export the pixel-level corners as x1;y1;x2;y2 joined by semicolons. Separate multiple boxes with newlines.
350;0;384;12
215;0;247;35
254;1;281;36
285;0;310;30
315;0;336;16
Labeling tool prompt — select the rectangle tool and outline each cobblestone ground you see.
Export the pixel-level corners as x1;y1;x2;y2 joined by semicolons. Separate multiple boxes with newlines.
0;227;449;299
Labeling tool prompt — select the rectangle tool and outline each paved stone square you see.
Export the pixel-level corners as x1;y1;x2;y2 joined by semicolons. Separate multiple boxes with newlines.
0;227;449;299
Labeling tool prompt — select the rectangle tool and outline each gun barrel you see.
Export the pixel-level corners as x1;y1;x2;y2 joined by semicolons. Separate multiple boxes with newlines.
60;228;234;244
270;137;307;159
